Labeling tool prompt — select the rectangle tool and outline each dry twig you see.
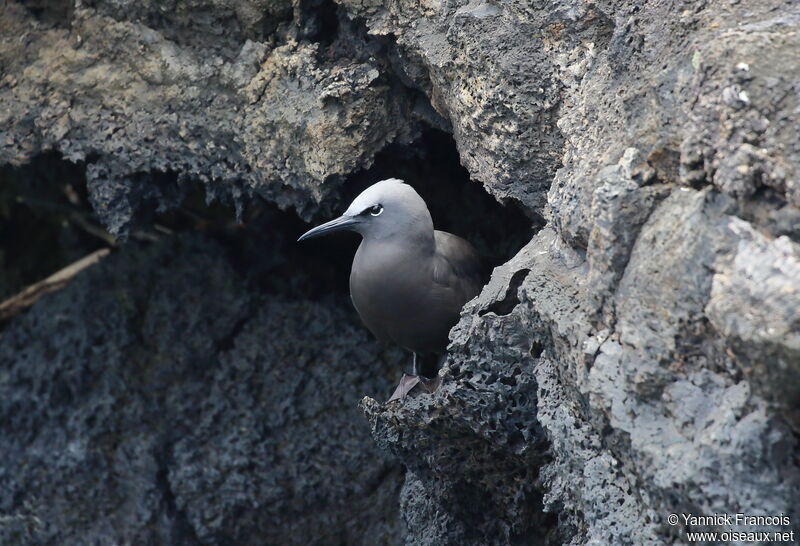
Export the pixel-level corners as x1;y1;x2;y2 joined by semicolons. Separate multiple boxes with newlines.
0;248;111;321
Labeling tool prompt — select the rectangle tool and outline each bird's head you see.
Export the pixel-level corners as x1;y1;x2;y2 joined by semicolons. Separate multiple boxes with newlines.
297;178;434;242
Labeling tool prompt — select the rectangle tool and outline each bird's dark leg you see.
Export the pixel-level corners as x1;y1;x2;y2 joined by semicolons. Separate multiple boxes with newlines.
387;353;421;403
417;352;441;394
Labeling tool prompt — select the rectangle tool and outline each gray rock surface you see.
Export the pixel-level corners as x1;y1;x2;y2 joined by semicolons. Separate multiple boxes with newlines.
0;235;404;545
0;0;428;234
1;0;799;544
349;0;800;543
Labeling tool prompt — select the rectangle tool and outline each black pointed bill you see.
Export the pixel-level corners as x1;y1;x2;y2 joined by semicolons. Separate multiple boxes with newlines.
297;215;359;242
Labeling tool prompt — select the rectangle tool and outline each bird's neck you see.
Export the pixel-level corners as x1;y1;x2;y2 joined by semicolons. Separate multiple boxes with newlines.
360;227;435;256
355;227;436;278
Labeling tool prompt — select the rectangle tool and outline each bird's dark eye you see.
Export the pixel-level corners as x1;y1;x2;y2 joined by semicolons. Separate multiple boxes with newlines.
368;204;383;216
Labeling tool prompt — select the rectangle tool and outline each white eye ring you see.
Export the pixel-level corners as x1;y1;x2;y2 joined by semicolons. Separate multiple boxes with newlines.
369;204;383;216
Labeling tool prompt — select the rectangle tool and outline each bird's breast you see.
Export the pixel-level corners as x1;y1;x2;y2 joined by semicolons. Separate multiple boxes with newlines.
350;248;429;328
349;241;454;354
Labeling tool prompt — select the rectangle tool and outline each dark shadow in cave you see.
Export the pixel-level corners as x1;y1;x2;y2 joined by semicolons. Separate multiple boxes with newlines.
296;0;340;47
0;153;107;303
18;0;74;29
292;128;539;295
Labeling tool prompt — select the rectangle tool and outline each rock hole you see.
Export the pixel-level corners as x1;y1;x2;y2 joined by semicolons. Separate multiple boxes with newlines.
298;128;537;293
352;129;535;261
297;0;340;46
19;0;73;28
500;375;517;387
479;268;531;317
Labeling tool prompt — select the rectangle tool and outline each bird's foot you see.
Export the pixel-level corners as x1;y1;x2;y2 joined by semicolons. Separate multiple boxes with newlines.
387;374;420;403
418;374;441;394
386;374;440;403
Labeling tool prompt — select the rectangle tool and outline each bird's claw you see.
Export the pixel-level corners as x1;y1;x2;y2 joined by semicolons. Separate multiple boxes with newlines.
419;375;441;393
387;374;420;403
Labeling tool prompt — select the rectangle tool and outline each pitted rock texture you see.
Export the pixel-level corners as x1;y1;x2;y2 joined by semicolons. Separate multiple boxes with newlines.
0;0;428;235
2;0;800;545
0;235;404;545
355;1;800;544
336;0;570;213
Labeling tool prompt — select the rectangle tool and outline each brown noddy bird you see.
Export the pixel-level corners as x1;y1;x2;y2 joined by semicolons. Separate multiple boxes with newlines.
298;178;484;402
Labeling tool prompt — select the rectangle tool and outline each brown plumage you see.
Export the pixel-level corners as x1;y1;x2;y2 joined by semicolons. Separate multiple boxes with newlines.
298;178;484;401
